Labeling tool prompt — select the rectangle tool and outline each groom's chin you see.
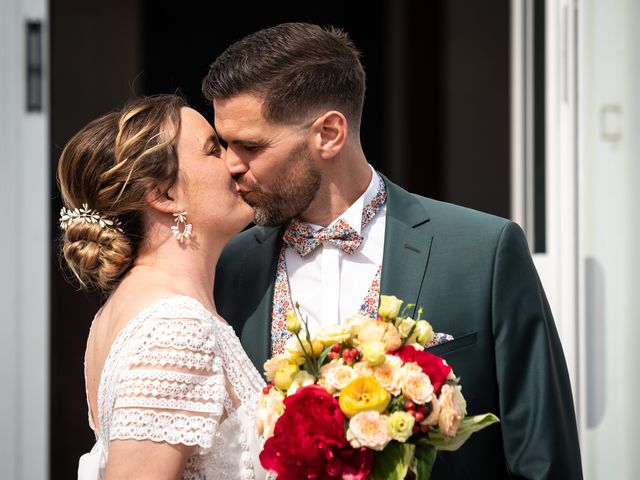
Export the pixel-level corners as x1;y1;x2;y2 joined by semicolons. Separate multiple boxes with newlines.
252;207;295;227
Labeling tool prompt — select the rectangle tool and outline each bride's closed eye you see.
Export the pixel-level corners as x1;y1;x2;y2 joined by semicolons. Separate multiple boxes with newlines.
204;134;223;157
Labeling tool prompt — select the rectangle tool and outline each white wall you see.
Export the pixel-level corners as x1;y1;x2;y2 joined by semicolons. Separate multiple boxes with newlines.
0;0;49;478
579;0;640;478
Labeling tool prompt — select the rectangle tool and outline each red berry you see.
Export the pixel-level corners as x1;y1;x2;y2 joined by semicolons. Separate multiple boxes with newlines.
404;401;415;411
415;412;425;423
342;350;350;360
421;425;431;433
262;384;272;394
350;348;358;357
328;352;338;360
346;357;354;366
332;344;341;353
412;426;420;434
419;406;428;415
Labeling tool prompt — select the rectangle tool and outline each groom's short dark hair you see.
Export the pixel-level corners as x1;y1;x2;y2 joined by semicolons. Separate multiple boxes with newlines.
202;22;366;131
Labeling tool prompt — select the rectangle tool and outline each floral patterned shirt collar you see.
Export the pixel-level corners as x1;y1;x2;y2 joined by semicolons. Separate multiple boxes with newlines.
304;166;382;236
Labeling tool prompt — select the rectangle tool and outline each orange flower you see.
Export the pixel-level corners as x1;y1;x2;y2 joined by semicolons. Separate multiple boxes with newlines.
338;375;391;418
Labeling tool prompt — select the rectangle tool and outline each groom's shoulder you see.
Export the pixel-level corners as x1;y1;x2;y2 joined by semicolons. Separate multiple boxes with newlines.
419;195;510;232
386;177;512;236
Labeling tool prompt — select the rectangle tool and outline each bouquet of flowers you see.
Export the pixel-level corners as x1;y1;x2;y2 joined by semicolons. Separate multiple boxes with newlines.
257;295;499;479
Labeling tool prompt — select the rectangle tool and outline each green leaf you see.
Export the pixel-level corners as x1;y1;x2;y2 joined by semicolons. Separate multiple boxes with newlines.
409;443;436;479
317;345;334;369
425;413;500;452
369;442;415;480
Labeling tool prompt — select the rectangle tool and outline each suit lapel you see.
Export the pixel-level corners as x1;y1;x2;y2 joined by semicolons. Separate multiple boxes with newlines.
238;225;283;370
380;175;433;318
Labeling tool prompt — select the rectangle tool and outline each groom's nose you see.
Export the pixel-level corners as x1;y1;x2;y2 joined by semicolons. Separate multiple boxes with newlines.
224;148;248;176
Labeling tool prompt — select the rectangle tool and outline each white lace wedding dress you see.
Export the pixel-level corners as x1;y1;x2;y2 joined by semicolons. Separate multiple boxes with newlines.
77;295;270;480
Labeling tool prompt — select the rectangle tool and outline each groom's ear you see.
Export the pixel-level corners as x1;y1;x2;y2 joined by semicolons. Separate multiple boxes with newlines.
309;111;347;160
144;184;178;215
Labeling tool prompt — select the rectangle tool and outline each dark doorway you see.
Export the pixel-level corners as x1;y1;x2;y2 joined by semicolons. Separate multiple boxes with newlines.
50;2;509;478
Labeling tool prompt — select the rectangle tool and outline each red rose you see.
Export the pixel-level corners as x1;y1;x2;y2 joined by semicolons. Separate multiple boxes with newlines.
260;385;373;479
392;345;452;394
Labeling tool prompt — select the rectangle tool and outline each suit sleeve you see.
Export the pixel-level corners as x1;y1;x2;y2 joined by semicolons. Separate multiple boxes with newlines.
492;222;583;479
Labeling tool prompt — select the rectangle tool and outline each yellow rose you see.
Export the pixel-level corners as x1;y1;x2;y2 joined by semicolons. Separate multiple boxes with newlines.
415;320;434;346
362;341;386;366
263;356;290;382
285;336;311;362
286;311;301;334
387;411;416;442
396;318;417;340
311;340;325;358
287;370;316;396
339;375;391;418
379;295;403;320
274;364;299;391
316;324;352;347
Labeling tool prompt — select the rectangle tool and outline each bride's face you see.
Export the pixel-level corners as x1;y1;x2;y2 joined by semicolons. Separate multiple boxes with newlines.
172;107;253;238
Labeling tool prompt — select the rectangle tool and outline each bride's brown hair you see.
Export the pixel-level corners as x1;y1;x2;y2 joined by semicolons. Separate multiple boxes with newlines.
57;94;187;291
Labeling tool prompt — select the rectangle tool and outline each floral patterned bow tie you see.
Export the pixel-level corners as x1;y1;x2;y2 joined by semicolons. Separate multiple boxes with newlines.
283;218;363;257
283;175;388;257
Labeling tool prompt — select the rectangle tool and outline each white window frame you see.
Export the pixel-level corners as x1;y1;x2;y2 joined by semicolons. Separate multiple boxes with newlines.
511;0;580;421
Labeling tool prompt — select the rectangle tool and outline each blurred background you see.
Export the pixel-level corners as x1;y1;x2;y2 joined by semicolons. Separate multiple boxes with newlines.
1;0;638;478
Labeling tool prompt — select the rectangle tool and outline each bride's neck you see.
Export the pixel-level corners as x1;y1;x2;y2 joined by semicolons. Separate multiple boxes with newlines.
127;232;225;312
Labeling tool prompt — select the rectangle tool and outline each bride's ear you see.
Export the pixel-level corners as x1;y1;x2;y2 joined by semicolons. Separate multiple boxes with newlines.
144;184;178;215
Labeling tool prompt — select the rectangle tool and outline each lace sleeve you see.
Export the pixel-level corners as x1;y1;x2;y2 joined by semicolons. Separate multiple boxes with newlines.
109;316;226;449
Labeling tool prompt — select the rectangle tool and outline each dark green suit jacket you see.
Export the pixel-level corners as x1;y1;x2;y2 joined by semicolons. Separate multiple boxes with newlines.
214;176;583;479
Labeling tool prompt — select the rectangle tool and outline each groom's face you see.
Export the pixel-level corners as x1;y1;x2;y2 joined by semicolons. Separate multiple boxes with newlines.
213;94;321;226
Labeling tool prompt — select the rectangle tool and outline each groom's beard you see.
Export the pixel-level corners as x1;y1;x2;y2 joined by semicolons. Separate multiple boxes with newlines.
239;142;321;226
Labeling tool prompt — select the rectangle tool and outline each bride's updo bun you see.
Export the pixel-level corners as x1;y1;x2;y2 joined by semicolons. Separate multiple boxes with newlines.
57;94;187;291
62;221;132;291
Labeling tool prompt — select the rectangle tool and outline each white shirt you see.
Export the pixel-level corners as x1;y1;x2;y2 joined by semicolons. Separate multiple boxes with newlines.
285;166;387;334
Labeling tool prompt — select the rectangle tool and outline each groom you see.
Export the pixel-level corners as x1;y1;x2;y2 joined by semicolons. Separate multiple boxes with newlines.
205;22;582;479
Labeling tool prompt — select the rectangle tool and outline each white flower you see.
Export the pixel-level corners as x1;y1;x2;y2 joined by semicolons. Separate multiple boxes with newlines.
424;395;440;426
387;411;416;442
371;355;404;396
318;359;357;394
353;360;374;377
401;370;434;405
437;384;467;437
352;319;402;352
256;388;285;439
346;411;391;451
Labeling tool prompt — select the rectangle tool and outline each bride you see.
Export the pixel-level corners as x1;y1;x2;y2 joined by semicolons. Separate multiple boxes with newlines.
57;94;268;479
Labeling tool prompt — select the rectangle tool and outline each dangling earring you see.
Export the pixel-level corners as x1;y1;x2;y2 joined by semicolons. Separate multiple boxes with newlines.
171;210;193;242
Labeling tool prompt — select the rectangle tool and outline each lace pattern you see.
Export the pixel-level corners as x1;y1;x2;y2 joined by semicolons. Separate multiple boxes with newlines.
111;409;218;447
91;295;267;479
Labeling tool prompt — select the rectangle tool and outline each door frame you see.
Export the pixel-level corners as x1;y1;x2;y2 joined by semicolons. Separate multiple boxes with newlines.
0;0;50;478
